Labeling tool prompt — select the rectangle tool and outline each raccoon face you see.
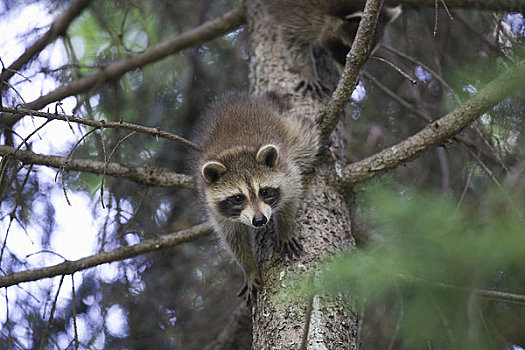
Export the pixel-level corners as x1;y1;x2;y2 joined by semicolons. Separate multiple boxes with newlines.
215;184;281;227
201;144;283;228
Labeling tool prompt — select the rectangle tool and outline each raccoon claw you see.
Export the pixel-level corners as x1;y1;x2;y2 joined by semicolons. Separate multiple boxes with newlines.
237;277;262;306
294;79;329;98
279;237;303;259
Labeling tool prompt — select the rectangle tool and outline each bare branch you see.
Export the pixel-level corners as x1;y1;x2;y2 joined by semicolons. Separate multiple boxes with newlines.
338;60;525;186
202;303;251;350
0;0;93;90
317;0;384;144
0;222;212;288
0;106;202;151
453;12;510;61
1;5;246;128
71;275;79;350
362;71;505;165
0;145;193;188
378;45;461;104
39;275;65;350
362;71;432;122
399;274;525;306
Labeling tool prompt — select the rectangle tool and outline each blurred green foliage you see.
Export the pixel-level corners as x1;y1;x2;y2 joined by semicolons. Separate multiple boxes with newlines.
314;184;525;349
2;1;525;349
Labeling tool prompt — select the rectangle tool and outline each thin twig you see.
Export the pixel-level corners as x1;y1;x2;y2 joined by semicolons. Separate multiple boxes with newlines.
300;274;315;350
201;302;252;350
0;106;202;152
457;162;477;208
459;142;523;219
1;164;34;264
370;56;417;84
471;122;510;175
99;131;108;209
454;11;509;61
14;119;53;153
362;71;431;122
433;0;439;35
399;273;525;306
439;0;454;19
118;187;149;236
3;81;28;104
379;44;461;105
26;250;67;261
356;298;365;349
0;220;14;265
459;142;504;193
100;131;136;208
118;7;146;54
71;274;79;350
56;128;99;206
39;275;65;350
387;286;404;350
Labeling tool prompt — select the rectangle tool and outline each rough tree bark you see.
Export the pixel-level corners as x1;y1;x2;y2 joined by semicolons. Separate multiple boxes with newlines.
247;1;359;348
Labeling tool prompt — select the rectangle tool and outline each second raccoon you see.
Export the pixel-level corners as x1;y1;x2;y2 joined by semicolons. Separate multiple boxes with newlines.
262;0;401;96
194;93;319;304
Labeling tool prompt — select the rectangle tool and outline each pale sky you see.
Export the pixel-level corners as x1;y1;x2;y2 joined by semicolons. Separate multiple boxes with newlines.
0;2;130;345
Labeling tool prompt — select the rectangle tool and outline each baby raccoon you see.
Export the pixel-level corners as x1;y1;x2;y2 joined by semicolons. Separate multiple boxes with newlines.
262;0;401;96
194;93;319;304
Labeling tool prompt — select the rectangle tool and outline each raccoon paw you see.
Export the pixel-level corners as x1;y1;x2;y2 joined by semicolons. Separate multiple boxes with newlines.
294;78;329;99
237;276;262;306
278;237;303;259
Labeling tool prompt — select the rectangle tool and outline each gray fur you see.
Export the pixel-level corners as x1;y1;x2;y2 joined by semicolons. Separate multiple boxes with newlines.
194;92;319;304
262;0;401;96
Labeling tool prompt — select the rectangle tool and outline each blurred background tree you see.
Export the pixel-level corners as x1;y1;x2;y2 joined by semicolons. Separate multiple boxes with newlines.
0;0;524;349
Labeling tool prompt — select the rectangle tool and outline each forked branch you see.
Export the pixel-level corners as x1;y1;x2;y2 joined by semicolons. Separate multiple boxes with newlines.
338;61;525;186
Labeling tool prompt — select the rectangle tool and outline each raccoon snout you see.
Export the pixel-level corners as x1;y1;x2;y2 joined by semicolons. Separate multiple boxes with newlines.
252;215;268;227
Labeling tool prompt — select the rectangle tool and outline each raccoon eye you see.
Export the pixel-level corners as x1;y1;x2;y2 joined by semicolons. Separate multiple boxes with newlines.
232;194;245;203
259;188;272;198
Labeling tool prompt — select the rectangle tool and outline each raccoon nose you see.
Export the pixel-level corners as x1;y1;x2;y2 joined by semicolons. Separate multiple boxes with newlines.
252;215;268;227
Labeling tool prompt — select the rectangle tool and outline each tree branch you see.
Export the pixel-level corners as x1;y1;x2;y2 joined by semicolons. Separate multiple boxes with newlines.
0;145;193;188
0;0;93;90
338;61;525;186
202;303;252;350
1;5;246;127
0;106;202;152
0;222;212;288
317;0;384;144
362;71;502;164
399;274;525;306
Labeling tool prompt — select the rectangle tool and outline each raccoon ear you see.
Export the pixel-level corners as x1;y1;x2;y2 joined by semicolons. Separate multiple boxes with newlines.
202;161;227;183
385;5;402;23
256;144;279;167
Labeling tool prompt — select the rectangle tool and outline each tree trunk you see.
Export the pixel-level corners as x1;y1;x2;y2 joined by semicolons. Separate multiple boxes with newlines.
247;1;359;349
